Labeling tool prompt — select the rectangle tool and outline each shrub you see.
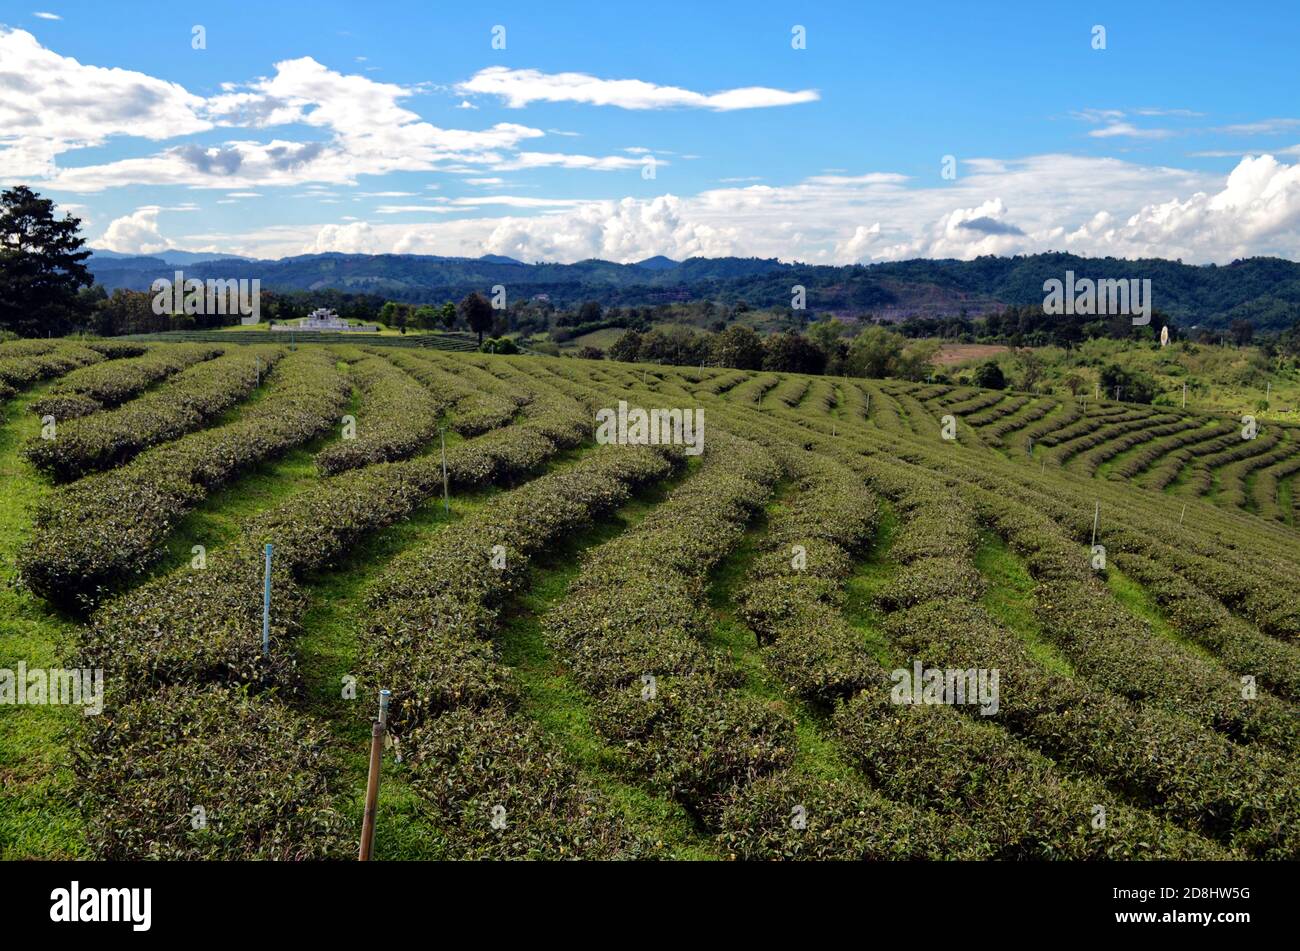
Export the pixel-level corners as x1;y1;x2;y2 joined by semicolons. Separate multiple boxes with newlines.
20;348;348;607
24;346;284;480
77;684;352;860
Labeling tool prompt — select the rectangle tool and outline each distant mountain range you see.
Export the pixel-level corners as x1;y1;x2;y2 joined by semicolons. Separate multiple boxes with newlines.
84;250;1300;332
89;249;253;266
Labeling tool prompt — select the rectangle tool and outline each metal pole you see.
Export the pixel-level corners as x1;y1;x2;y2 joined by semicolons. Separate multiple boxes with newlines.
1091;502;1099;547
440;428;450;514
262;544;273;657
1182;381;1187;408
1179;503;1186;525
359;689;390;861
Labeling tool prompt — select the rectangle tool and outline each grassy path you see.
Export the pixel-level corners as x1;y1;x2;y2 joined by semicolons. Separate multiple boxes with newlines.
0;385;88;858
702;494;859;786
973;531;1076;677
495;475;718;860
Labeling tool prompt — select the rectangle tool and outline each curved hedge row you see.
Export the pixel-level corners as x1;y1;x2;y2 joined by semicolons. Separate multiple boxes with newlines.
1213;435;1300;510
20;348;347;608
767;375;810;408
545;432;799;816
1115;552;1300;702
964;394;1029;427
847;451;1298;856
24;346;284;481
737;452;880;704
359;445;682;857
975;488;1300;755
314;355;447;475
72;385;604;859
0;341;108;395
76;684;352;860
1252;453;1300;521
1071;417;1201;477
1108;419;1237;481
30;343;222;418
983;398;1057;445
378;349;521;436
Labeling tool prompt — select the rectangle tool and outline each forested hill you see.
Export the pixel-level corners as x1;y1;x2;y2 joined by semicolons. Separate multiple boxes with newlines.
87;250;1300;332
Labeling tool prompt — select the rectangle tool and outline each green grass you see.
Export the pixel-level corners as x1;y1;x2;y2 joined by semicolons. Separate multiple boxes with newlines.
701;492;859;787
495;476;718;860
294;489;492;860
1105;563;1218;663
0;385;90;858
973;531;1076;677
155;377;364;575
840;505;905;666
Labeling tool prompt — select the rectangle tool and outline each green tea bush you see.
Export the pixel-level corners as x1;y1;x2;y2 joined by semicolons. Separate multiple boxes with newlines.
24;346;284;480
20;348;347;606
77;684;352;860
30;343;221;416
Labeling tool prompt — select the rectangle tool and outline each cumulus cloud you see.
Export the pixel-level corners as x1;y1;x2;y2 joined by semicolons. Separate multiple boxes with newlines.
1065;153;1300;260
456;66;818;111
303;221;381;254
97;206;171;254
473;195;739;262
6;39;557;191
0;27;209;173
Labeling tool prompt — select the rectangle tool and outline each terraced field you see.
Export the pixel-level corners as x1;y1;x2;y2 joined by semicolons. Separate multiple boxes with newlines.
1;337;1297;860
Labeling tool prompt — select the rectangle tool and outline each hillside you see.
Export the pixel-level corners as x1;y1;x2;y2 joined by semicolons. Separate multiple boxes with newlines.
85;251;1300;332
2;338;1298;862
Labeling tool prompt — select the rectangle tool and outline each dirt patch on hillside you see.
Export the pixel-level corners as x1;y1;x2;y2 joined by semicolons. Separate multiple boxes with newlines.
931;343;1010;366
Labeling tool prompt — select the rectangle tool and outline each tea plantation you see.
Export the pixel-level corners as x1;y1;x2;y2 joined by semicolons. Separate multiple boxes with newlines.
1;337;1297;859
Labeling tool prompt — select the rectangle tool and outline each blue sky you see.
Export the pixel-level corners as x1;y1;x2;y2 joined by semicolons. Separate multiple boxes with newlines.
3;0;1300;263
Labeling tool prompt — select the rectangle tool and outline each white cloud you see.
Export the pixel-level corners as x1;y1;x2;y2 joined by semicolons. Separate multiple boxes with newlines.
492;151;649;172
1088;122;1176;140
32;12;61;20
303;221;382;253
0;27;210;177
97;206;171;254
1215;118;1300;136
456;66;818;111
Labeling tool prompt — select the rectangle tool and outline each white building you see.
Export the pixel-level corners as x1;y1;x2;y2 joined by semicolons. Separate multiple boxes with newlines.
271;308;379;333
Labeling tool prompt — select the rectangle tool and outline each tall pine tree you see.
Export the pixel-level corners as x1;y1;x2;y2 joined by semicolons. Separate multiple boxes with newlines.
0;186;93;336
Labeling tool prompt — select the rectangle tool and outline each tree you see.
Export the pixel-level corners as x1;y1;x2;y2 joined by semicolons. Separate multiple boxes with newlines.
845;325;905;378
608;329;643;363
458;291;494;344
1098;363;1156;404
575;345;605;360
0;186;93;336
709;324;764;369
893;339;940;382
577;300;603;324
1063;373;1086;397
1230;319;1255;347
1013;347;1045;392
439;301;457;330
762;332;826;375
972;360;1006;390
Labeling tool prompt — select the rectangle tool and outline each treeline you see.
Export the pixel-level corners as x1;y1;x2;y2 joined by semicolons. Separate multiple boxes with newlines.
587;322;940;380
